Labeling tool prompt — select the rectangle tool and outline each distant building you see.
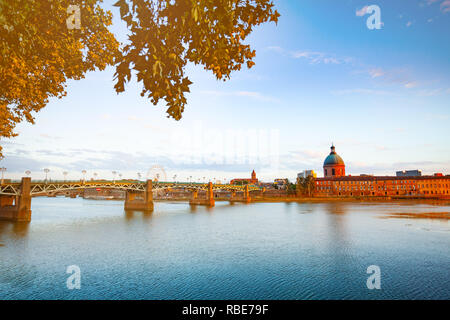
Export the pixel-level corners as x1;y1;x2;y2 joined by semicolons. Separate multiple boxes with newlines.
396;170;422;177
230;170;259;185
273;178;288;189
259;182;274;189
297;170;317;179
313;145;449;198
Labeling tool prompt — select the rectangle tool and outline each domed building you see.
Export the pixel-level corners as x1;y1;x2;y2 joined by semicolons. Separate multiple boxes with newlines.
323;144;345;178
314;144;449;199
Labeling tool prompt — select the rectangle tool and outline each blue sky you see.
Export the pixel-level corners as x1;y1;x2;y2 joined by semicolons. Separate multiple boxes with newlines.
1;0;449;182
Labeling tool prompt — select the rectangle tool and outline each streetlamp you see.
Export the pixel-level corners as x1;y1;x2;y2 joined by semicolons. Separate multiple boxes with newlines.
137;172;141;181
93;172;98;181
112;171;117;183
118;173;122;181
189;175;192;185
25;170;31;177
44;168;50;183
173;174;177;183
63;171;68;182
203;176;206;184
82;170;87;183
0;167;6;184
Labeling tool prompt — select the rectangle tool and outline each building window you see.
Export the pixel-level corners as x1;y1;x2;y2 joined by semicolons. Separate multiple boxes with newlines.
332;168;335;176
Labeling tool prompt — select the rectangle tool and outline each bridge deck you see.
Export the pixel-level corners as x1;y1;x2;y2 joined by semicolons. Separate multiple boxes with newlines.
1;181;261;196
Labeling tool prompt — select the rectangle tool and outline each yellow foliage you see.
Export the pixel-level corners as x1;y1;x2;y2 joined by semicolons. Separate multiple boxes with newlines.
0;0;280;159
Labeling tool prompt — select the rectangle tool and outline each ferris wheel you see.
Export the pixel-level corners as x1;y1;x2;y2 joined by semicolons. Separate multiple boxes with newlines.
146;165;167;182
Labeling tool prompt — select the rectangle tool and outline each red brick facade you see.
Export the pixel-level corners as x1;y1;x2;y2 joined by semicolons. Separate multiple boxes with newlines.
314;175;450;198
231;170;259;185
313;145;449;198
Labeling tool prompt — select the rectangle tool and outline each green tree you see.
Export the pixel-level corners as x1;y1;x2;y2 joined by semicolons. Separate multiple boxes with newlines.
285;178;296;195
0;0;279;158
296;176;316;197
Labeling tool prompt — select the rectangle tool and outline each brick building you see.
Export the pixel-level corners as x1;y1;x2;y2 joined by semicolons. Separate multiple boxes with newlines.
231;170;259;185
313;144;449;198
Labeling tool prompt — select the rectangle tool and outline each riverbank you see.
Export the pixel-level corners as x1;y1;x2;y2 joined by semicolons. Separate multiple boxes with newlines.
151;196;450;203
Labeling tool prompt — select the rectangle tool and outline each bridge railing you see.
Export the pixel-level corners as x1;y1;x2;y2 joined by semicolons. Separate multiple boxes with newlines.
1;179;263;193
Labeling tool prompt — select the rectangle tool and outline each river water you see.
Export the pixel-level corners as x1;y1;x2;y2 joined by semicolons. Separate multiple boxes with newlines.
0;197;449;299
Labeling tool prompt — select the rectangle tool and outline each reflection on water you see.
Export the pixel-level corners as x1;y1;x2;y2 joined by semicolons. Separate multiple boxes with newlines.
381;212;450;220
323;202;348;215
0;221;30;239
0;197;449;300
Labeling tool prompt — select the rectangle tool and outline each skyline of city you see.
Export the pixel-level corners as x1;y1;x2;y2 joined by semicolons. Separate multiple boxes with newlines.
1;0;449;181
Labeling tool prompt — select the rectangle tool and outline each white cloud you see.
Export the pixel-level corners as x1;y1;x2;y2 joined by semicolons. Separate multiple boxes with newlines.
404;81;418;88
267;47;350;65
365;67;418;88
330;89;392;95
417;88;442;96
198;90;278;102
265;46;283;54
368;68;385;78
406;21;413;27
291;51;344;64
441;0;450;13
347;160;450;176
356;6;369;16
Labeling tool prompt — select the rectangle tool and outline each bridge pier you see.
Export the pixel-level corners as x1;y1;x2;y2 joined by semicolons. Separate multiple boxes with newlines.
189;182;215;206
0;177;32;222
0;195;14;207
244;185;251;203
124;179;154;212
229;185;252;203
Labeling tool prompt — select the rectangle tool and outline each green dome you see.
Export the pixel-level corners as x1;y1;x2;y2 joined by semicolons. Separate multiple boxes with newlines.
323;145;344;166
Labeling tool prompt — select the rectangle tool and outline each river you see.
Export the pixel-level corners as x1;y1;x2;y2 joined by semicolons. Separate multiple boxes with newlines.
0;197;449;299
